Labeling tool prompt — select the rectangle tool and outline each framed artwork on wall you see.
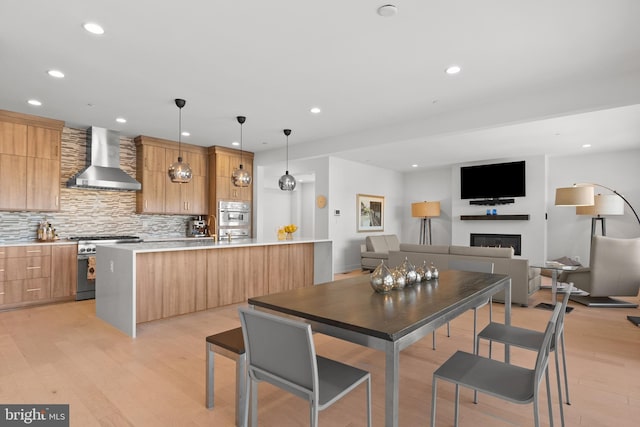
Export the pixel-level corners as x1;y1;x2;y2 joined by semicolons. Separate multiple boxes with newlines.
357;194;384;232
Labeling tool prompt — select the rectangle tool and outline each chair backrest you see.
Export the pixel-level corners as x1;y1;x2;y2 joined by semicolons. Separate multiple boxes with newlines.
589;236;640;297
448;259;495;274
555;289;571;336
533;303;562;389
238;307;318;401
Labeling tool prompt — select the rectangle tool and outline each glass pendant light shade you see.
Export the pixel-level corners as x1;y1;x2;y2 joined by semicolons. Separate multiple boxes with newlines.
168;98;192;183
278;128;296;191
232;116;252;187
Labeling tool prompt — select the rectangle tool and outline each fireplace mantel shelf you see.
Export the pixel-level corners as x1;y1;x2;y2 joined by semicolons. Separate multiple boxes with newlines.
461;214;530;221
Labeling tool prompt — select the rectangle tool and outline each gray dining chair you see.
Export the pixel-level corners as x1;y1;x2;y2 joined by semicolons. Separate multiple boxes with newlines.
433;259;495;352
238;307;372;427
476;290;572;427
431;302;562;427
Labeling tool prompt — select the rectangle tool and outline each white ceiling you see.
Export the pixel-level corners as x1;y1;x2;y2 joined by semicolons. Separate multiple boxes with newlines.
2;0;640;171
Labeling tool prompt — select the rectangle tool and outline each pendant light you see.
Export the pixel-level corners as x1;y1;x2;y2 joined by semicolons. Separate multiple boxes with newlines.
278;129;296;191
231;116;252;187
168;98;192;183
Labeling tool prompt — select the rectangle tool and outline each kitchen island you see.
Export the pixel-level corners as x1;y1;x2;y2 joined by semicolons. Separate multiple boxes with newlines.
95;238;332;337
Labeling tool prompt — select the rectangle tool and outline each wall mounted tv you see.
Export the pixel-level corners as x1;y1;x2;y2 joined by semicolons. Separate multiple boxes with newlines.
460;160;526;201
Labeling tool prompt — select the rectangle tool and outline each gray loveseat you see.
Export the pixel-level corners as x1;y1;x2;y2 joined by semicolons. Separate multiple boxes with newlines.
360;235;400;271
388;244;541;306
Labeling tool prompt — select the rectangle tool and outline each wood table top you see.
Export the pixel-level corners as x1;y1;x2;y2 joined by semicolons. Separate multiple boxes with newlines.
248;270;510;341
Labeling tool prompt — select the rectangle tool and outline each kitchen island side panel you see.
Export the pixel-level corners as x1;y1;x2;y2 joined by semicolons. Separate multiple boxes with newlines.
95;245;137;337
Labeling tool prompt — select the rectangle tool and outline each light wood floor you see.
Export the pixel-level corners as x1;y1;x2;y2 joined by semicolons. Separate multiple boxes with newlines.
1;273;639;426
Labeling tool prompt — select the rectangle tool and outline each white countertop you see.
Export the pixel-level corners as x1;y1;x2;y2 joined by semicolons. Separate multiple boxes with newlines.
0;240;77;247
99;238;331;254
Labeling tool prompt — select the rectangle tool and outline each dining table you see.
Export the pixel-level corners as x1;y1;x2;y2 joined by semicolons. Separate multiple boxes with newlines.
248;269;512;427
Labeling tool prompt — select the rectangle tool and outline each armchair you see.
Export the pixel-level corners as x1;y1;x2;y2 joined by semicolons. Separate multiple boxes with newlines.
562;235;640;307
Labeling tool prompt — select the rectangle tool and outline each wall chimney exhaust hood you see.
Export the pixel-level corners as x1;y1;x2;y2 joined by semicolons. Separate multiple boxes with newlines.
67;127;141;191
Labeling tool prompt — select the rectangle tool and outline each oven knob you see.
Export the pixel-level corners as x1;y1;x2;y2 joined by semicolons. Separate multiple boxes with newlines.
79;248;85;253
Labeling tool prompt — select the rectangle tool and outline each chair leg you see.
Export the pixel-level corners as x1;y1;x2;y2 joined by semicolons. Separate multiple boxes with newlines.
430;378;437;427
545;367;554;427
432;331;436;350
488;298;493;356
447;321;451;337
310;403;318;427
560;332;571;405
366;377;372;427
533;396;540;427
554;348;565;427
206;343;214;408
236;353;247;427
250;379;258;427
454;384;460;427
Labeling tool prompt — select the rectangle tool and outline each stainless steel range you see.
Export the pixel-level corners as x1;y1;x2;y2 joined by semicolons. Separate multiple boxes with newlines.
69;235;143;300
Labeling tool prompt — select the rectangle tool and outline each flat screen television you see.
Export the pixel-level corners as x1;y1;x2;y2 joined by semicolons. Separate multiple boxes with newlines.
460;160;526;200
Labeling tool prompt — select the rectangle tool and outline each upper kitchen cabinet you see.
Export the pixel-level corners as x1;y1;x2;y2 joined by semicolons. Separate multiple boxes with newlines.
135;135;208;215
208;146;254;212
0;110;63;212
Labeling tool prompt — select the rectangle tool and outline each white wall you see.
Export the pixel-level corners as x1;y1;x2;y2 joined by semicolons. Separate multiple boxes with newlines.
401;166;453;245
547;148;640;265
328;157;404;273
451;155;548;263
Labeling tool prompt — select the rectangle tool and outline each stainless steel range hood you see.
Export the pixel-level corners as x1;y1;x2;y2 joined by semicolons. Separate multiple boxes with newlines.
67;127;141;191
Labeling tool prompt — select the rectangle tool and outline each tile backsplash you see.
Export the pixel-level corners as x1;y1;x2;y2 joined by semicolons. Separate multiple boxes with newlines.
0;127;192;242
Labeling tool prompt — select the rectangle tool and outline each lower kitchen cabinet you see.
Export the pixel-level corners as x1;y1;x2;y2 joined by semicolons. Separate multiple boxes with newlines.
0;243;77;310
51;245;78;298
136;250;207;322
133;242;314;323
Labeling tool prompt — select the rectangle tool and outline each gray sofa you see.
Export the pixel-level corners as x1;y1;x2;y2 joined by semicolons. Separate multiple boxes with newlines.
388;244;541;306
360;235;400;271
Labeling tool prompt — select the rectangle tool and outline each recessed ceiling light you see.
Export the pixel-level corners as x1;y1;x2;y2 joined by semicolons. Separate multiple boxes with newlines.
181;131;190;137
581;144;592;148
377;4;398;17
116;117;127;123
47;69;65;78
445;65;462;75
232;141;240;146
310;107;321;114
27;99;42;106
83;22;105;35
411;164;419;168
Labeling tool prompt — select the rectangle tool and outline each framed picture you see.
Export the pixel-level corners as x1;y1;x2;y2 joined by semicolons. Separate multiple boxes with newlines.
357;194;384;232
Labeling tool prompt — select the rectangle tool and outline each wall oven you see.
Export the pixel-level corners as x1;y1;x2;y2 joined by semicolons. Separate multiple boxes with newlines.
218;200;251;239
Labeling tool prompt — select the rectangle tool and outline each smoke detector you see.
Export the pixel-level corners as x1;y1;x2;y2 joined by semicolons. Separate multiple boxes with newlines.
377;4;398;17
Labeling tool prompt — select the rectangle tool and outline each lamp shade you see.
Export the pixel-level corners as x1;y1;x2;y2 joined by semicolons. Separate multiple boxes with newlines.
576;194;625;216
555;186;594;206
411;201;440;218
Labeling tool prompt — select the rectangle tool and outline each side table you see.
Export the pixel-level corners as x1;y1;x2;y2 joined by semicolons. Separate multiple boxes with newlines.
533;262;580;311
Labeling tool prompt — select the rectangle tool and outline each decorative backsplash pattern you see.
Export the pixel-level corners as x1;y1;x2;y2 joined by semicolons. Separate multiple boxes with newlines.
0;127;192;242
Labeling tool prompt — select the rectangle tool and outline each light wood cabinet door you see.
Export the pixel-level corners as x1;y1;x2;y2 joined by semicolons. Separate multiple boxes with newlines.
267;244;314;294
27;126;60;159
164;148;183;214
162;250;207;317
51;245;77;298
206;247;266;308
0;154;27;210
0;121;27;155
26;157;60;211
137;144;166;213
136;253;164;323
22;277;51;302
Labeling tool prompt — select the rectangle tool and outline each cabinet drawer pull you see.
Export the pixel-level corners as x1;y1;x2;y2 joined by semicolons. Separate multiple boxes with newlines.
27;250;42;253
26;288;41;292
0;292;4;295
27;266;41;270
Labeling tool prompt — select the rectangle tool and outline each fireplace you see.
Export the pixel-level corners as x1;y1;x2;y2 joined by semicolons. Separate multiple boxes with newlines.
470;233;521;256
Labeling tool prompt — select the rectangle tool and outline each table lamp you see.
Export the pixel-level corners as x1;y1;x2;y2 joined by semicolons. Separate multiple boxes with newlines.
411;201;440;245
576;194;624;236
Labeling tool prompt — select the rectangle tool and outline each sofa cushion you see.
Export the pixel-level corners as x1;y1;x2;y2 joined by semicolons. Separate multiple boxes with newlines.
399;243;450;254
366;235;399;253
450;245;514;258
